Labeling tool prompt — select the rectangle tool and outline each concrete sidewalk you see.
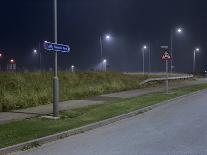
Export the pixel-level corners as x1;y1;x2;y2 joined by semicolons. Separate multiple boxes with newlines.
0;78;206;124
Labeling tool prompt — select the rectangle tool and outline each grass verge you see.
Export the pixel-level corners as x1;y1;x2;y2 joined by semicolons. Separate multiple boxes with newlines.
0;72;160;112
0;83;207;148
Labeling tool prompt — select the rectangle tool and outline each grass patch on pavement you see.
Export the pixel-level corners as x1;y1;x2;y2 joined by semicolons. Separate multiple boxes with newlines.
0;83;207;148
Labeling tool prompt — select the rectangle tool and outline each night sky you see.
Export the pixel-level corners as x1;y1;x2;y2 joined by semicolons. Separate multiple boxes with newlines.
0;0;206;72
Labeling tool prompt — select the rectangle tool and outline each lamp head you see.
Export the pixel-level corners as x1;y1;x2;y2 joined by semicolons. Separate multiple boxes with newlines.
103;59;107;63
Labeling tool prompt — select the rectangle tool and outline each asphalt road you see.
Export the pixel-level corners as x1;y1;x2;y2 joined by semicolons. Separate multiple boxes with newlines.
13;89;207;155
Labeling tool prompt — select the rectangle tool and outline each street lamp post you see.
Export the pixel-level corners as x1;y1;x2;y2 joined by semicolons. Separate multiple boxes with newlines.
99;34;111;71
170;27;182;73
0;53;3;71
148;43;151;73
38;42;42;71
71;65;75;72
100;36;103;62
103;59;107;72
33;49;37;71
142;45;147;75
193;48;200;74
33;49;42;71
9;59;16;71
53;0;59;117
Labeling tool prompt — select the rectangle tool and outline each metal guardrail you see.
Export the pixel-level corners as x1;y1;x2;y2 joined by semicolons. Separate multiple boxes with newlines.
140;75;194;85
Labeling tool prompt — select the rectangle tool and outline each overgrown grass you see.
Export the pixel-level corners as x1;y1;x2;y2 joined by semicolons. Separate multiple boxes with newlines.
0;72;160;112
0;84;207;148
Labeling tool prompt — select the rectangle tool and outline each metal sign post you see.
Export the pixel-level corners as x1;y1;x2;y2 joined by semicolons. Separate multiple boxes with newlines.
53;0;59;117
161;46;171;94
166;60;169;93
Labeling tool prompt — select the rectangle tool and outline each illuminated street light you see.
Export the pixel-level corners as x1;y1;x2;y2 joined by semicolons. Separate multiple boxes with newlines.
8;59;16;71
102;59;107;72
100;34;112;71
0;53;3;71
170;26;183;73
105;35;111;40
100;34;112;59
33;48;42;71
193;47;200;74
196;48;200;52
71;65;75;72
177;28;182;33
10;59;15;64
33;49;38;54
142;45;147;74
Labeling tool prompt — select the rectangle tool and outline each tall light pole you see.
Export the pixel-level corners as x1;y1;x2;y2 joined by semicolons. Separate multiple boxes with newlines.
193;48;200;74
0;53;2;71
103;59;107;72
148;43;151;73
100;34;111;71
142;45;147;75
9;59;16;71
33;49;38;70
38;42;42;71
53;0;59;117
170;27;183;73
0;52;3;71
33;49;37;54
100;36;103;62
71;65;75;72
33;49;42;71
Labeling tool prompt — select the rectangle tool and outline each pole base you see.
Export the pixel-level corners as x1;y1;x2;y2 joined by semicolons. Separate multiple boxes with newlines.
41;115;60;120
53;77;59;117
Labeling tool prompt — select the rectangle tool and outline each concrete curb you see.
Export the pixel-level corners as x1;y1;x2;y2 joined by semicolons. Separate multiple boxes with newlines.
0;88;207;155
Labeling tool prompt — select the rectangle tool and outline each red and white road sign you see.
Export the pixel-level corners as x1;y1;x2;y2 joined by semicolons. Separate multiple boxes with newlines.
161;52;171;60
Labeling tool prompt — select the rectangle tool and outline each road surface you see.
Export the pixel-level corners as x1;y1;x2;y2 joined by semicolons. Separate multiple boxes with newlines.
13;89;207;155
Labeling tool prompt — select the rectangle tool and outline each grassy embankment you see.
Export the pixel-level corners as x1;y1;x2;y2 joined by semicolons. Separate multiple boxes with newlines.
0;72;160;112
0;83;207;148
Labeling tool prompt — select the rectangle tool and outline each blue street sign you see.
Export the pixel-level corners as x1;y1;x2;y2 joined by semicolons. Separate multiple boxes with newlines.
44;42;70;53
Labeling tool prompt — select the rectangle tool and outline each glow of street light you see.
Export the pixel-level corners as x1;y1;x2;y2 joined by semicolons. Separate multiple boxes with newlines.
105;35;111;40
10;59;15;63
33;49;37;54
196;48;200;52
143;45;147;49
103;59;107;63
0;53;2;58
177;28;182;33
71;65;74;68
